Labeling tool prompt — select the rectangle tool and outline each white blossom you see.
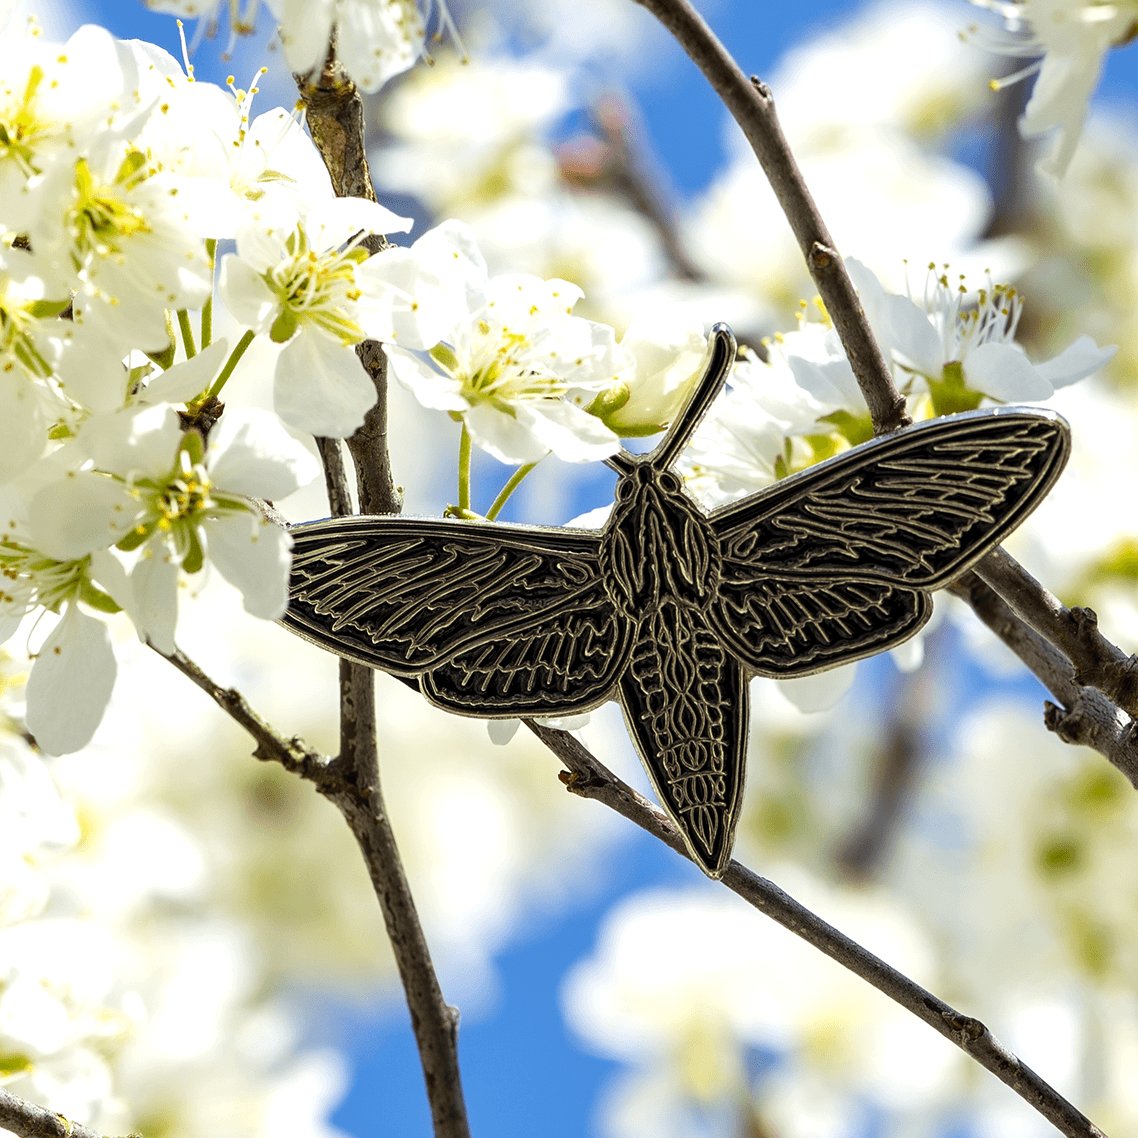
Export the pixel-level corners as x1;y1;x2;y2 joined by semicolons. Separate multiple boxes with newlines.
28;130;214;353
26;403;317;657
131;44;336;236
848;258;1117;406
219;198;413;437
966;0;1138;176
591;311;707;437
0;24;141;234
386;268;629;464
0;246;70;482
275;0;458;94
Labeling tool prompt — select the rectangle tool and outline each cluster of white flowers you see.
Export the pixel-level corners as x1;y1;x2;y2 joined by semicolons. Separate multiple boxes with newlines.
0;16;710;757
144;0;459;94
3;0;1138;1134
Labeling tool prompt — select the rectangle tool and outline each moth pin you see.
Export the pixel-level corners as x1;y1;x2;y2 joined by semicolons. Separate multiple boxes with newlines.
281;325;1070;877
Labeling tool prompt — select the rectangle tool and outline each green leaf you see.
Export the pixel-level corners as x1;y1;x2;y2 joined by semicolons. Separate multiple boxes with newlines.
429;342;460;372
26;297;71;319
818;409;874;447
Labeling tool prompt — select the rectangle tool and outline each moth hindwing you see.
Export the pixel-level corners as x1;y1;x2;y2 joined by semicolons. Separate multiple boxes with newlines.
282;324;1071;877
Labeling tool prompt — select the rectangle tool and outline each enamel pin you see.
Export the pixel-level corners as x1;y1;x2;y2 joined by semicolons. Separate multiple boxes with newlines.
281;324;1070;878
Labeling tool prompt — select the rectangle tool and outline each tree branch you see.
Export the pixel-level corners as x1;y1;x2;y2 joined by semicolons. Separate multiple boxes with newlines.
971;548;1138;722
528;721;1108;1138
0;1090;136;1138
630;0;1138;773
286;41;470;1138
948;572;1138;786
630;0;908;434
157;647;338;787
313;387;469;1138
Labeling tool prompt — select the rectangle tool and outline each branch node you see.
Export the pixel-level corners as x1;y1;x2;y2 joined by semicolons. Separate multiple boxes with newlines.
749;75;772;100
1044;699;1085;745
558;767;604;794
809;241;837;271
942;1010;986;1044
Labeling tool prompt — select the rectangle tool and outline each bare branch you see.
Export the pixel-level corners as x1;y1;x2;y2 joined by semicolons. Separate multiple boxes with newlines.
528;721;1108;1138
157;647;337;786
558;93;705;282
949;572;1138;787
309;421;470;1137
345;339;402;517
972;548;1138;721
629;0;908;434
0;1088;137;1138
295;35;383;215
320;661;470;1138
314;436;354;517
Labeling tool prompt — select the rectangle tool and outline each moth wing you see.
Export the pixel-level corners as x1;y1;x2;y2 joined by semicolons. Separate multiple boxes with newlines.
284;516;630;716
708;407;1070;677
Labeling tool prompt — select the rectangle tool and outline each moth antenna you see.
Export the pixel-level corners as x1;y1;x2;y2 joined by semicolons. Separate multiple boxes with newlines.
651;323;736;470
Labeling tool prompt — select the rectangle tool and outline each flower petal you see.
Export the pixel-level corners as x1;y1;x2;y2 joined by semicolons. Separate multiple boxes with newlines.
206;409;320;500
273;334;377;438
387;346;469;411
514;399;621;463
206;510;292;619
1034;334;1118;388
962;342;1053;402
143;338;230;405
27;472;141;560
25;606;117;755
131;546;180;655
775;663;857;713
0;371;47;483
305;197;413;250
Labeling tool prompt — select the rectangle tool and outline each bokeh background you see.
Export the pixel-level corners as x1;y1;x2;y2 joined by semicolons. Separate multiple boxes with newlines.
10;0;1138;1135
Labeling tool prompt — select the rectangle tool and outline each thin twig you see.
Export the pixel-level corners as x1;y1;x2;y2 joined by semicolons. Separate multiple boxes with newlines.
527;721;1108;1138
157;647;337;786
630;0;908;434
0;1089;136;1138
558;93;704;282
314;436;353;517
320;660;469;1138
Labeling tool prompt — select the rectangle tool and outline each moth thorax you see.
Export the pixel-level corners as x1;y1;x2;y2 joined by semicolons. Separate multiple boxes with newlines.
602;464;721;615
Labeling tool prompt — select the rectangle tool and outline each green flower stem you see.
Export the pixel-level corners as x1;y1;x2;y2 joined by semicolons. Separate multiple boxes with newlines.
177;309;197;359
458;423;472;513
486;461;539;521
205;328;256;400
201;239;217;348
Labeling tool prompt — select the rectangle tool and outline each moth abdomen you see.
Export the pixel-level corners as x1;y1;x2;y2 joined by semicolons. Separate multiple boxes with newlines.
619;600;747;877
